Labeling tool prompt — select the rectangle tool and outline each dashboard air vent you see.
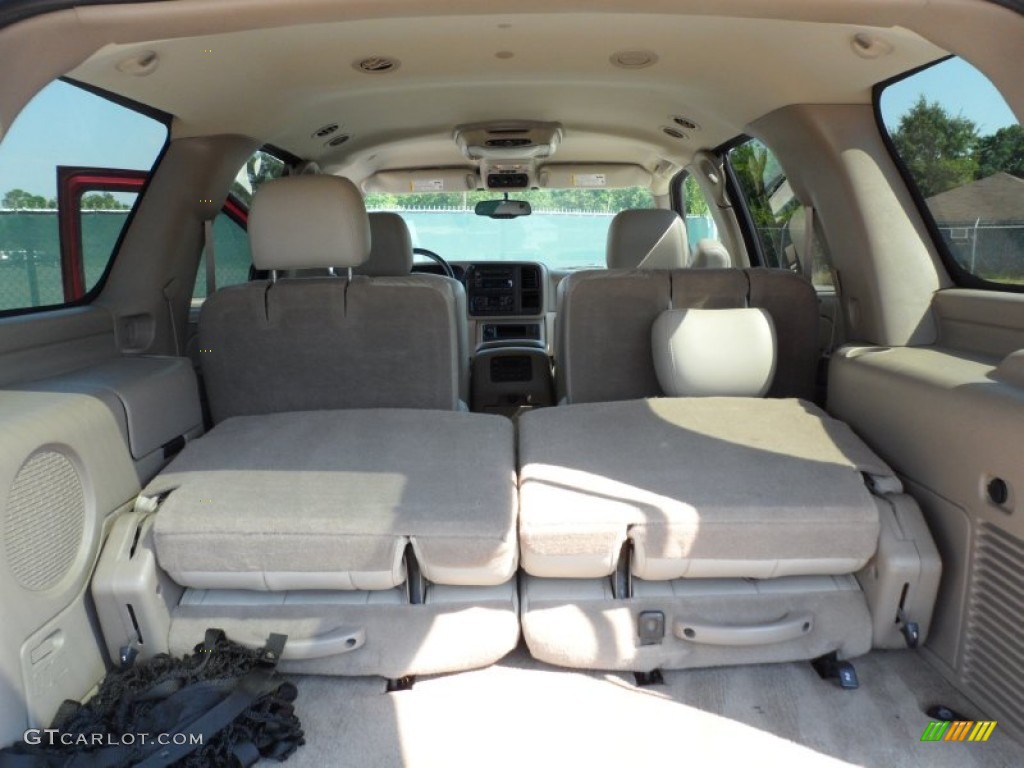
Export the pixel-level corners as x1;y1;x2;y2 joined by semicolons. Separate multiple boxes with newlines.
520;265;542;313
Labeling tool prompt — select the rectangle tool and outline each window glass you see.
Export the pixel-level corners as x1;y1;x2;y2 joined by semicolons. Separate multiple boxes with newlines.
0;80;166;311
727;138;833;287
364;187;655;269
879;57;1022;286
81;192;137;288
193;214;253;298
192;150;287;300
681;175;719;246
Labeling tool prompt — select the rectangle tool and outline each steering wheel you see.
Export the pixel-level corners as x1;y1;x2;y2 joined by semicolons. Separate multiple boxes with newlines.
413;247;456;279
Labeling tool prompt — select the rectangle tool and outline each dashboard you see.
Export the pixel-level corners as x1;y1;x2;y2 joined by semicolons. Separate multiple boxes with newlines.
412;260;549;347
411;260;556;413
464;263;543;317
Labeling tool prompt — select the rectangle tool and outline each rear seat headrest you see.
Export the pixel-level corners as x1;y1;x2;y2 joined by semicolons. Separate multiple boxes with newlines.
249;175;371;271
356;212;414;276
606;209;689;270
651;308;777;397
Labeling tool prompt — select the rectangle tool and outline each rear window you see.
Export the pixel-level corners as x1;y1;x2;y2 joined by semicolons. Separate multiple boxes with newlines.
0;80;167;312
878;57;1022;288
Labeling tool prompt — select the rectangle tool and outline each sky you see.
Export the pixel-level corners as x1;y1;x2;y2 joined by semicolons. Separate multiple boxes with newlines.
879;57;1018;134
0;58;1018;201
0;80;167;200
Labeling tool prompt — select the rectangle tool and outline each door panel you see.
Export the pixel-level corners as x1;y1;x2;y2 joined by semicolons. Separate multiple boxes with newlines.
828;340;1024;739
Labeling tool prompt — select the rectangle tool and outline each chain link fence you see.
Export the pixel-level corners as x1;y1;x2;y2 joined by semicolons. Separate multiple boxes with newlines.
0;210;134;311
938;222;1024;283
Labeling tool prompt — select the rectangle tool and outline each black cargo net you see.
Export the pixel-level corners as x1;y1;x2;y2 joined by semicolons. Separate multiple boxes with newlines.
0;629;304;768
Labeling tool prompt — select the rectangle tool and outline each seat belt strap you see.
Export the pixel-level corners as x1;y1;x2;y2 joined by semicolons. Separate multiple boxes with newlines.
801;205;815;280
204;219;217;297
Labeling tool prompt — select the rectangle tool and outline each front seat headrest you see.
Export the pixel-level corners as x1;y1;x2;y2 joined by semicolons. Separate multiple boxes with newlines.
249;175;370;271
606;209;689;270
357;212;414;276
690;238;731;269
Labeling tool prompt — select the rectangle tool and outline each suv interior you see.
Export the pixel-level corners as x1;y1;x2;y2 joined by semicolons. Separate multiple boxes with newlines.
0;0;1022;765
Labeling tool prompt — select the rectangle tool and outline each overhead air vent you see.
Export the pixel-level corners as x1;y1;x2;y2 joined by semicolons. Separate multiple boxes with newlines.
662;127;687;140
455;121;563;160
671;116;700;131
313;123;339;139
354;56;401;74
325;134;351;148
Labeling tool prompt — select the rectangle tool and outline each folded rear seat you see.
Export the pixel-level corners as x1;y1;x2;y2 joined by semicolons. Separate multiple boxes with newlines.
525;234;940;673
148;409;517;591
519;397;888;582
92;176;519;678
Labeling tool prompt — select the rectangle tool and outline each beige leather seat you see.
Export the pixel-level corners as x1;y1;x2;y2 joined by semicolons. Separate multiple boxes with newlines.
690;238;731;268
606;209;689;270
556;267;819;404
199;177;468;421
526;280;940;673
358;211;416;276
526;309;887;582
133;176;519;678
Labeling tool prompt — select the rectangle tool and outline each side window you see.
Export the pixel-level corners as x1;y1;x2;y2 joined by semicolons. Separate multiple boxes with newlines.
192;150;287;300
681;175;720;250
0;80;166;313
727;138;833;288
879;57;1022;288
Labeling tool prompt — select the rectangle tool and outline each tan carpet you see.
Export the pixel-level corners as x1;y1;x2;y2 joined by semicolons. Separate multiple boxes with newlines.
272;647;1020;767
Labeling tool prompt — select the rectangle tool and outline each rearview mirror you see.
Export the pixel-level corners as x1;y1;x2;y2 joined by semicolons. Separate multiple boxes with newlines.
474;198;532;219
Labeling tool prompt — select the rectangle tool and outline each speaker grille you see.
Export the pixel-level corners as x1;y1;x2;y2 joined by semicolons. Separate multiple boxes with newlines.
962;522;1024;734
5;450;85;591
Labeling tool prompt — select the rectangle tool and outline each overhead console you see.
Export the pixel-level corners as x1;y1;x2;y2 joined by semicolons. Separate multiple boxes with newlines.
454;121;563;161
465;263;544;317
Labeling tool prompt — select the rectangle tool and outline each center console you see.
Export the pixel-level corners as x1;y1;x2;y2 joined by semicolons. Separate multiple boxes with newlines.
465;262;554;414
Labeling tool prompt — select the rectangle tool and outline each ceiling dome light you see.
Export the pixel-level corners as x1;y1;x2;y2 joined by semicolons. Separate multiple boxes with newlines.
354;56;401;74
610;50;659;69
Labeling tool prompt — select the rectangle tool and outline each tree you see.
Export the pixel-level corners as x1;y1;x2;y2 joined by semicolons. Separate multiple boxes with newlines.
976;124;1024;179
2;188;48;209
80;192;129;210
683;175;710;216
230;152;287;205
728;142;774;228
891;96;979;197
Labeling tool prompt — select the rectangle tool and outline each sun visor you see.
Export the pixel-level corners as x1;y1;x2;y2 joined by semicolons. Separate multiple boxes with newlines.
537;164;651;189
362;168;479;194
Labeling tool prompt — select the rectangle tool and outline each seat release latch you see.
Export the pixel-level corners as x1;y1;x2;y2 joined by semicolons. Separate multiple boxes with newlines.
637;611;665;645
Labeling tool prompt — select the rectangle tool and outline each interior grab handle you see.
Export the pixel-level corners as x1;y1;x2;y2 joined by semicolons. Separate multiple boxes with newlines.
236;626;366;660
673;613;812;646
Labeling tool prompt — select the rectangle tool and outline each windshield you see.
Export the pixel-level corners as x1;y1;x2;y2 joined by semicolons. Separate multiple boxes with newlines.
364;188;656;269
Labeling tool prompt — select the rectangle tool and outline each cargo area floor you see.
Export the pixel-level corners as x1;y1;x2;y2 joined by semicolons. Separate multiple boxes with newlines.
272;647;1019;767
